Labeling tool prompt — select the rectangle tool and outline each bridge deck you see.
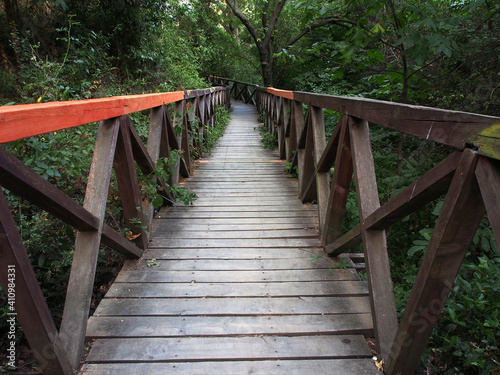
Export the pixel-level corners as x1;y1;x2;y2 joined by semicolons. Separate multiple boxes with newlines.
80;102;377;374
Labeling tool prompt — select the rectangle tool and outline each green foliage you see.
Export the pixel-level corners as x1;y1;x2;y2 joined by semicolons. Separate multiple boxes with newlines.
284;160;298;178
203;106;231;154
334;257;352;270
141;151;197;208
422;219;499;374
146;258;161;267
256;125;278;149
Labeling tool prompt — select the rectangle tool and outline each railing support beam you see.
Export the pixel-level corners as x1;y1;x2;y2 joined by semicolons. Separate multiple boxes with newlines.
386;149;485;374
59;118;120;369
0;187;73;375
349;116;398;361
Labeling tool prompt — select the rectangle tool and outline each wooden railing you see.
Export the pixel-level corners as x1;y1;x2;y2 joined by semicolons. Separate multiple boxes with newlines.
208;76;258;106
210;77;500;374
0;86;229;373
257;87;500;374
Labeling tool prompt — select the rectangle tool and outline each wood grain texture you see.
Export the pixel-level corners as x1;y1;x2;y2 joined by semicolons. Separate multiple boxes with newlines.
81;359;378;375
82;101;374;374
386;149;485;374
322;117;353;245
294;91;500;156
60;118;120;368
87;314;373;338
349;116;398;360
113;117;148;249
475;156;500;251
86;335;371;362
115;268;361;283
0;187;74;374
0;91;185;143
0;146;99;231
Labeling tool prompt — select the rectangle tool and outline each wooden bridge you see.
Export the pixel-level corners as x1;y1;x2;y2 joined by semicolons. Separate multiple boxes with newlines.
0;79;499;374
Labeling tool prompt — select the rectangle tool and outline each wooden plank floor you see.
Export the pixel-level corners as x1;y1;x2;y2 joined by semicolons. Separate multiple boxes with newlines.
80;101;377;374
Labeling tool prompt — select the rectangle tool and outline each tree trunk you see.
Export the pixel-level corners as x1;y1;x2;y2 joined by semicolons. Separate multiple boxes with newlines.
259;47;274;87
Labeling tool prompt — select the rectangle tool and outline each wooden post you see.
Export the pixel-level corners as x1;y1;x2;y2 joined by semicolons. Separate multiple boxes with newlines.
322;116;352;245
386;149;485;375
0;187;73;374
143;106;165;233
299;110;315;202
283;99;295;163
293;101;306;196
164;106;181;185
310;106;330;232
475;157;500;250
113;116;149;249
174;100;190;178
349;116;398;361
59;118;120;368
277;98;286;160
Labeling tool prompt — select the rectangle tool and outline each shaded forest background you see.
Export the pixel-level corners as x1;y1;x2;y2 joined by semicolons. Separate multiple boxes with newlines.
0;0;499;374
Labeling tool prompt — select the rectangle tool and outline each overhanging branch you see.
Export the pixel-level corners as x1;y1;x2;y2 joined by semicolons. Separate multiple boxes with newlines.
288;17;356;47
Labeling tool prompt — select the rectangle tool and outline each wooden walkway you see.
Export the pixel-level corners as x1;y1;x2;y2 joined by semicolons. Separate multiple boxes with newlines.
80;101;376;374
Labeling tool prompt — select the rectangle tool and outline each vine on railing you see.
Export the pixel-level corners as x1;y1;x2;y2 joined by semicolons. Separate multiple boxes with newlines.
210;76;500;375
0;86;229;373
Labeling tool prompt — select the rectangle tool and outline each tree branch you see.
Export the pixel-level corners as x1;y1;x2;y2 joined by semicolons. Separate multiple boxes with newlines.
226;0;261;47
262;0;287;48
262;1;269;32
288;17;355;47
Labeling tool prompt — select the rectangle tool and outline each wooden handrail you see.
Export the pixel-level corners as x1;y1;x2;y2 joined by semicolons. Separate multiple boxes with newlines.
0;92;188;143
0;86;229;373
220;79;500;375
208;76;259;106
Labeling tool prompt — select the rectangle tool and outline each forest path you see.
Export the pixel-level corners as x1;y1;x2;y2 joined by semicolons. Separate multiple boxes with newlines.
80;101;377;374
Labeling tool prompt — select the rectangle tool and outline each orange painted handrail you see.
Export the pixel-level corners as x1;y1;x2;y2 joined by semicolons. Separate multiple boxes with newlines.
0;91;185;143
267;87;294;100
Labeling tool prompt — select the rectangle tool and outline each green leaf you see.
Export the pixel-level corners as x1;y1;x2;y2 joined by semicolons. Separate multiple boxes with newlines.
408;245;425;257
152;195;163;208
38;253;46;267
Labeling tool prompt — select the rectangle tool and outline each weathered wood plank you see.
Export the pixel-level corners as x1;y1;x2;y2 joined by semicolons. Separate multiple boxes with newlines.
349;116;398;360
365;151;461;230
0;147;99;231
104;280;368;298
86;335;372;362
294;91;500;157
80;100;373;374
101;224;142;258
93;296;371;316
164;204;317;212
87;314;373;338
81;359;378;375
475;156;500;250
326;151;462;255
121;258;334;271
149;238;321;248
59;118;120;369
152;229;318;239
310;106;330;232
153;217;319;225
386;149;485;374
317;115;344;172
113;117;148;249
322;118;353;245
115;269;361;283
152;222;317;233
155;211;319;219
325;225;362;256
142;247;324;260
0;187;73;374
